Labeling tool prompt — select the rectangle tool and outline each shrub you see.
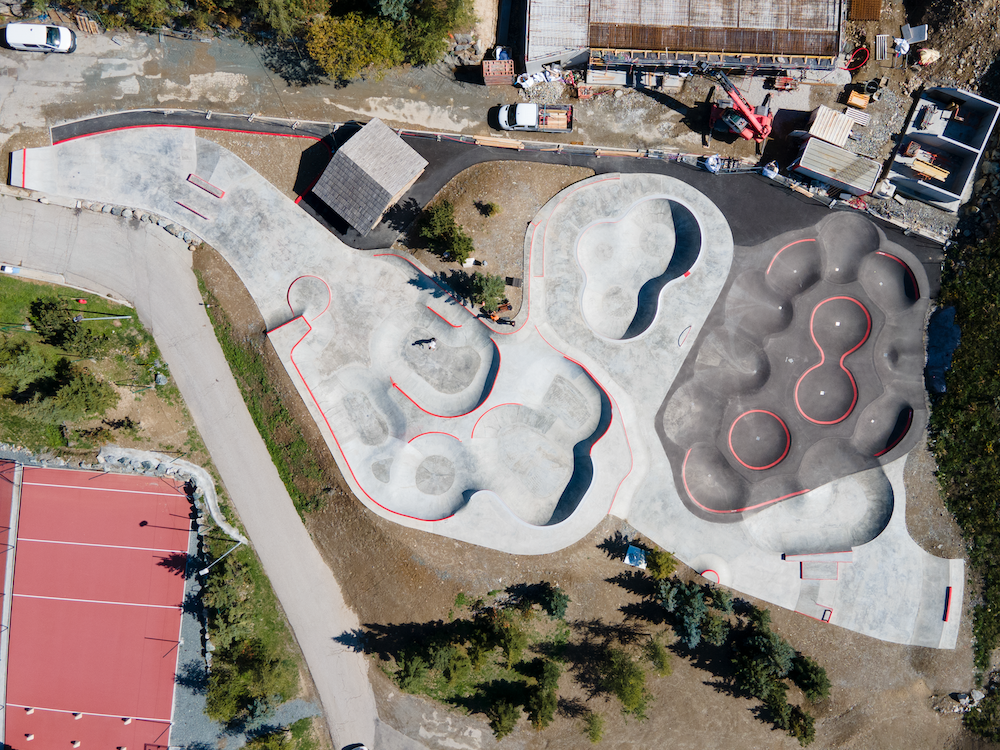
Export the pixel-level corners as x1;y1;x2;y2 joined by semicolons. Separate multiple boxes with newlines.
471;273;505;312
789;705;816;746
537;658;562;692
966;690;1000;741
443;650;472;685
644;636;672;677
539;582;571;619
488;700;521;740
398;653;428;691
763;682;791;730
496;617;529;667
584;711;605;743
701;611;730;647
420;200;475;264
706;585;734;613
790;654;831;702
454;592;468;608
527;686;557;729
306;13;403;82
601;647;650;719
644;548;677;580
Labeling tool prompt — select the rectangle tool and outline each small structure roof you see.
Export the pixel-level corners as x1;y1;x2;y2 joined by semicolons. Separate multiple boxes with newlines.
625;544;647;569
809;105;854;148
794;137;881;195
312;119;427;235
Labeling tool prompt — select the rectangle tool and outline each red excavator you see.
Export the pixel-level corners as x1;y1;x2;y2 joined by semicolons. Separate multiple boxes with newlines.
695;61;773;143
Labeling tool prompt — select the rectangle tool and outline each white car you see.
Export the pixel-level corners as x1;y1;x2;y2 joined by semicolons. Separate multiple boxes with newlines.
4;23;76;53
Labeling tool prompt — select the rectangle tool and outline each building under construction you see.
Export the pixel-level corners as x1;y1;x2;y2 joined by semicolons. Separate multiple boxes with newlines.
523;0;847;74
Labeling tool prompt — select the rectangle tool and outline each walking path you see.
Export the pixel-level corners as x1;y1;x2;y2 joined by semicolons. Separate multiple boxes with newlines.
0;196;424;750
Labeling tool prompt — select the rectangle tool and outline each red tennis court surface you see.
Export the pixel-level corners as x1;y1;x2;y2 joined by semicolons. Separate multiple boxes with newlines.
2;463;192;750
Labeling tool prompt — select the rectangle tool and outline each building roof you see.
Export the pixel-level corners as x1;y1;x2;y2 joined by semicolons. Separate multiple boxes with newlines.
2;464;191;749
796;137;881;194
312;119;428;235
809;105;855;148
528;0;843;62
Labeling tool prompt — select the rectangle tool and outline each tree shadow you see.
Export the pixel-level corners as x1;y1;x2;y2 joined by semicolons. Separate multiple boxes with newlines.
332;627;367;653
258;40;326;86
619;599;667;625
157;551;195;578
382;196;422;233
605;570;657;598
577;617;646;647
175;660;208;692
557;696;589;718
182;590;203;617
597;530;631;560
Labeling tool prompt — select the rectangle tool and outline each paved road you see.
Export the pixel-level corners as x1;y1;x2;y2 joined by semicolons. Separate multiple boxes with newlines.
0;195;424;750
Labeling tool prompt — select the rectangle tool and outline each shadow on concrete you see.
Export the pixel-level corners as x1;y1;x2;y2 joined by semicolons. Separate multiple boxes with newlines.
292;138;334;197
621;201;702;339
548;382;612;524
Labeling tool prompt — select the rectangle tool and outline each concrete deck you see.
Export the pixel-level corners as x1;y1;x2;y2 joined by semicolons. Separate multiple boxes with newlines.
10;128;962;649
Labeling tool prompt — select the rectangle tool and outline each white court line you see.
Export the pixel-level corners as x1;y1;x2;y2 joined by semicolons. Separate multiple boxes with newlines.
21;481;184;498
0;463;23;746
7;703;171;724
17;537;188;554
14;593;182;610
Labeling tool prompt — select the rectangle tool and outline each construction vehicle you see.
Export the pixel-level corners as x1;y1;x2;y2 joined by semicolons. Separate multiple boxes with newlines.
695;61;773;143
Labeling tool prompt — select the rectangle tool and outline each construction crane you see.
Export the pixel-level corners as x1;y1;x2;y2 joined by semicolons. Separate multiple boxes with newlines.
695;61;773;143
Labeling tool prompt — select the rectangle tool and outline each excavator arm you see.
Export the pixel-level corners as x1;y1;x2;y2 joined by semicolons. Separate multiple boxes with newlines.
695;61;773;142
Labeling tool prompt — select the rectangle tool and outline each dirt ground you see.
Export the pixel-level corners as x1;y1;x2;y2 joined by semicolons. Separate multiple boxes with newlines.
187;153;987;748
398;161;594;315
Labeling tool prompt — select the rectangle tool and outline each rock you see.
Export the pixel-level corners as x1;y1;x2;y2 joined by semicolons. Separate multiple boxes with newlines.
975;177;987;192
101;204;112;213
110;206;122;216
122;209;132;219
614;89;624;98
165;224;183;237
157;217;168;226
453;33;472;44
138;213;149;222
90;203;103;212
972;689;986;703
182;231;192;242
983;161;999;175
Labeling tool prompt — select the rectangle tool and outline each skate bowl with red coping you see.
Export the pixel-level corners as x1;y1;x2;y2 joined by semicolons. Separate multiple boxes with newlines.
658;212;928;530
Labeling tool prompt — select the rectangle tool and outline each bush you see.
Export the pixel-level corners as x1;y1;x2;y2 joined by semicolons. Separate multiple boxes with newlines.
789;705;816;746
763;682;791;730
584;711;605;743
471;273;505;312
966;690;1000;741
644;636;672;677
306;13;403;82
790;653;831;702
527;686;557;729
420;200;475;264
539;582;571;619
701;611;730;647
644;548;678;580
401;0;476;66
398;653;428;691
488;700;521;740
601;647;650;719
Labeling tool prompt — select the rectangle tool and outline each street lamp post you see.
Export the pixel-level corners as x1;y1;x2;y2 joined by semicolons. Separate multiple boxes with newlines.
198;540;244;577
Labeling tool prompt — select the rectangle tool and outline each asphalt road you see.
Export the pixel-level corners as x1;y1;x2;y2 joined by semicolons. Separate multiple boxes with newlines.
0;196;425;750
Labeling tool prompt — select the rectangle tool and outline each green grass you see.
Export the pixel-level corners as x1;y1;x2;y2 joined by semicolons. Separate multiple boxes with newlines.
195;271;330;518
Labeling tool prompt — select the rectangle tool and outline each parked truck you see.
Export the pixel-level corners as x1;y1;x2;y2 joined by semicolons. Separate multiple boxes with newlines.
497;103;573;133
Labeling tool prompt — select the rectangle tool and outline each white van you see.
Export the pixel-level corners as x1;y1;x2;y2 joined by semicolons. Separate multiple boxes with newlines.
3;23;76;53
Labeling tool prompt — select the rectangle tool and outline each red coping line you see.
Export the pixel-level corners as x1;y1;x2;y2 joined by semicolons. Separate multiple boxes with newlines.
677;324;692;347
681;447;810;513
274;291;456;522
426;305;461;327
21;149;26;188
875;250;920;298
374;253;525;336
407;431;462;444
470;402;529;440
391;339;501;418
533;325;629;515
766;238;816;275
793;296;872;426
944;586;953;622
727;409;790;471
701;569;720;583
176;200;209;220
874;406;913;457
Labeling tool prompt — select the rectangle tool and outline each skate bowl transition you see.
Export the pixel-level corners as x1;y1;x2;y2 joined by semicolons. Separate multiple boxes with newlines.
658;212;928;527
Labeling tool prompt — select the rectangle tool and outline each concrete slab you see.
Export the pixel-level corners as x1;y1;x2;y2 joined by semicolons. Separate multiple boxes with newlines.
12;128;964;648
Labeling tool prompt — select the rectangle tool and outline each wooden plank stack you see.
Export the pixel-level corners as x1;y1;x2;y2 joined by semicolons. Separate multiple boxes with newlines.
482;59;514;86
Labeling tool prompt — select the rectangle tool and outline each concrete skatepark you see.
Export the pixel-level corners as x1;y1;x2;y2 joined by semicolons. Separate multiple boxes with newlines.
10;125;962;653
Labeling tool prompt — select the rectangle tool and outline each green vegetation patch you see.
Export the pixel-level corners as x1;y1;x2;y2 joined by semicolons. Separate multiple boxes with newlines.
202;531;300;727
196;271;331;517
0;279;165;450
